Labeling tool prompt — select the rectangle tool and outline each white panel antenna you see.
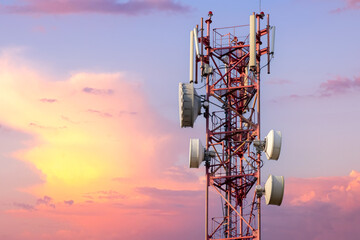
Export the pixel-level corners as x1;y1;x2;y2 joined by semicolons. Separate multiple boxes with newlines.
179;83;202;128
189;138;205;168
249;13;256;71
193;28;200;58
190;30;194;83
270;26;276;55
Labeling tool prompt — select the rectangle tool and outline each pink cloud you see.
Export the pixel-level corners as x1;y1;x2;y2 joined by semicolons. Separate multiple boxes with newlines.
319;75;360;96
285;170;360;210
82;87;114;95
332;0;360;12
87;109;113;118
83;190;126;200
12;202;36;211
0;50;201;240
272;74;360;102
263;171;360;239
136;187;203;199
36;195;56;208
5;187;204;240
0;0;190;15
64;200;74;206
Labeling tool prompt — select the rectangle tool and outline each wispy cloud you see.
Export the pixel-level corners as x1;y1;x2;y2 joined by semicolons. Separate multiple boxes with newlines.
136;187;203;198
119;110;137;116
29;122;67;130
40;98;57;103
0;0;191;15
332;0;360;12
64;200;74;206
319;75;360;96
162;166;199;182
83;190;126;200
37;195;56;208
82;87;114;96
13;202;36;211
272;75;360;102
87;109;113;118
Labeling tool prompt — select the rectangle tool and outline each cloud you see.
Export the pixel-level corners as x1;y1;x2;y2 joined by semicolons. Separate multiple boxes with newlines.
29;122;67;129
272;74;360;102
64;200;74;206
36;195;56;208
83;190;126;200
87;109;113;118
136;187;203;199
162;166;200;182
0;0;191;15
40;98;57;103
319;75;360;96
263;171;360;239
82;87;114;96
0;50;199;240
332;0;360;12
285;170;360;210
0;50;196;216
13;202;36;211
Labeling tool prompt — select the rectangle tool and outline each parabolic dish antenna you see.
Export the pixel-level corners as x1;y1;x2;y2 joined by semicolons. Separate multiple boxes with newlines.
189;138;205;168
264;175;284;206
179;83;202;128
264;129;282;160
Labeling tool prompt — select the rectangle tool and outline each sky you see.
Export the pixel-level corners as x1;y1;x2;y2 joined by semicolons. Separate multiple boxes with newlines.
0;0;359;239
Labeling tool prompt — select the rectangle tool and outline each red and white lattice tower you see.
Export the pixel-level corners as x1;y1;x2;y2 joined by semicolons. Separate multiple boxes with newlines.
179;11;284;240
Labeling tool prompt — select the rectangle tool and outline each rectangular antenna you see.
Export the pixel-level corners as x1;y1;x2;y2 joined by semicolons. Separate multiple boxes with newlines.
189;30;194;83
271;26;276;55
193;28;200;58
249;13;256;71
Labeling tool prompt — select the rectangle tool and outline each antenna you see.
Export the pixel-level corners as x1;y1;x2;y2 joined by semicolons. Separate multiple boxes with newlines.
178;83;202;128
249;13;257;71
193;28;200;57
189;30;194;83
256;175;285;206
189;138;205;168
270;26;276;55
179;11;284;240
264;130;282;160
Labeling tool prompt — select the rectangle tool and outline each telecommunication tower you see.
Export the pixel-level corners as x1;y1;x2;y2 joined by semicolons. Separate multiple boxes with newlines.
179;12;285;240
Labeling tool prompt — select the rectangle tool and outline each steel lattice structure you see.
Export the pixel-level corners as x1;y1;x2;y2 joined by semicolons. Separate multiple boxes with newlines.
197;12;272;240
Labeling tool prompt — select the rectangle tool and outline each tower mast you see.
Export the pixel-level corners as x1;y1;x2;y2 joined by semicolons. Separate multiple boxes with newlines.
179;11;284;240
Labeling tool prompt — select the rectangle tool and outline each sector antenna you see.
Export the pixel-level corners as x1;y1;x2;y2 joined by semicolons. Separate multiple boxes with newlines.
179;11;285;240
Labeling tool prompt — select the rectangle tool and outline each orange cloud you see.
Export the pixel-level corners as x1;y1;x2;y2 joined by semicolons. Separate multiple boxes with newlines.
0;51;198;204
0;50;202;240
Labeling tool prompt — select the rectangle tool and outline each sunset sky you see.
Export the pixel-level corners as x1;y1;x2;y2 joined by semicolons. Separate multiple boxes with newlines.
0;0;359;239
